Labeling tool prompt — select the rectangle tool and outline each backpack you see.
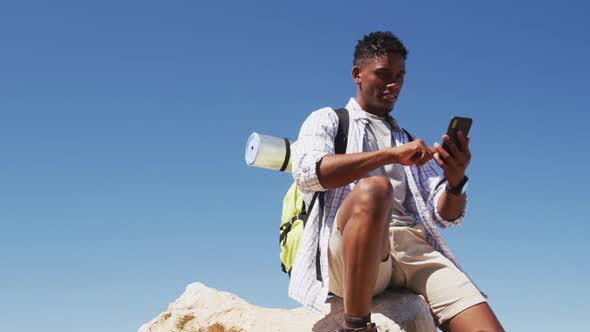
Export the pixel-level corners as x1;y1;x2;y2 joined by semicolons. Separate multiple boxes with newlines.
279;108;349;275
278;108;414;276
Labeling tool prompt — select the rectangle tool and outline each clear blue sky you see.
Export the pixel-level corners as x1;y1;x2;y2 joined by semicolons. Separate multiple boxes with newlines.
1;1;588;331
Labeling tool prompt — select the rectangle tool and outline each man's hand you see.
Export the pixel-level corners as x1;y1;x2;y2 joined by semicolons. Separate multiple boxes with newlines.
433;130;471;187
389;139;434;166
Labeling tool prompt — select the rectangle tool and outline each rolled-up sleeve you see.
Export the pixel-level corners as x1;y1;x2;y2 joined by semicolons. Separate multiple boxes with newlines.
422;159;465;228
432;181;465;228
291;108;339;194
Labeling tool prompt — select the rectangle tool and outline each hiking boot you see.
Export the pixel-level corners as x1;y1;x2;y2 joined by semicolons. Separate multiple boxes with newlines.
334;322;377;332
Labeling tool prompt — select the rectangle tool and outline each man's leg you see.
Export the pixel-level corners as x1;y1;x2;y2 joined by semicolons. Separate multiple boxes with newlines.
335;176;392;318
389;225;504;332
440;302;504;332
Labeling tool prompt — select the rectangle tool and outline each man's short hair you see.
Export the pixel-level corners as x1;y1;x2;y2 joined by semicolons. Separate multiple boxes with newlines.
353;31;408;66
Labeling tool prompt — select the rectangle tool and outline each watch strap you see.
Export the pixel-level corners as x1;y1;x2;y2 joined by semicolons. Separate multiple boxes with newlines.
446;176;469;195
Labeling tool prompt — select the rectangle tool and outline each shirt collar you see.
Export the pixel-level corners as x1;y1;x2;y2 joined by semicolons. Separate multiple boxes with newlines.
345;97;401;131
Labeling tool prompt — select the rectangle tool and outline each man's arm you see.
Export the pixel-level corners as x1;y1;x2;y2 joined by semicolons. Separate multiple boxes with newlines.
292;108;436;192
318;140;435;189
436;189;467;221
433;130;471;220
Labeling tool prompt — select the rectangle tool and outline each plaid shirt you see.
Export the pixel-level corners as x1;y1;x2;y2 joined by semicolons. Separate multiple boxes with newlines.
288;98;469;312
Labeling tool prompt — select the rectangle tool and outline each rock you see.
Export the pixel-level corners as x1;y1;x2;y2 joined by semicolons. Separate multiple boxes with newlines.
138;282;436;332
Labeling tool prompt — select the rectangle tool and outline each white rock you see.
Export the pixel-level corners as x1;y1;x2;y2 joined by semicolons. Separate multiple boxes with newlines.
138;282;436;332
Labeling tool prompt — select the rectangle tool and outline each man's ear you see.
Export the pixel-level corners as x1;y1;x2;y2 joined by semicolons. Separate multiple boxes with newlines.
352;65;361;85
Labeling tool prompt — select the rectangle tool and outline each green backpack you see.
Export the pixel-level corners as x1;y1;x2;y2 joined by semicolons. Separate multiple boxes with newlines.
279;108;350;275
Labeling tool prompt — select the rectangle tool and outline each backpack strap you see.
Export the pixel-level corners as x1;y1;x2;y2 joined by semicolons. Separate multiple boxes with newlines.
334;108;349;155
279;138;291;172
401;128;413;142
315;192;325;281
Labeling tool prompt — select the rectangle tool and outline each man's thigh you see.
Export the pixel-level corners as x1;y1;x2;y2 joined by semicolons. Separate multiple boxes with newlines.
390;225;486;326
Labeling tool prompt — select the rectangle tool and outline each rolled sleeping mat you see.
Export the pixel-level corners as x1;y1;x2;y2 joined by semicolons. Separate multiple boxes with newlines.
245;132;293;172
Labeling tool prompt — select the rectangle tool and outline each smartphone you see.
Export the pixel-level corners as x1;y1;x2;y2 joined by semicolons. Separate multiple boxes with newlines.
443;116;472;153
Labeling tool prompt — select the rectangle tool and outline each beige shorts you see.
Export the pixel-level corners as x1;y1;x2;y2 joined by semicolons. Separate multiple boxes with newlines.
328;221;486;325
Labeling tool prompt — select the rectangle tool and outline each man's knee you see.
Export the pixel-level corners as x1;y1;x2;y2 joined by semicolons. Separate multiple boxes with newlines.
350;176;393;225
354;176;393;207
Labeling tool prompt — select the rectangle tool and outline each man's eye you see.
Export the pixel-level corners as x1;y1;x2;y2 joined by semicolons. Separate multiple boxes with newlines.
377;71;392;80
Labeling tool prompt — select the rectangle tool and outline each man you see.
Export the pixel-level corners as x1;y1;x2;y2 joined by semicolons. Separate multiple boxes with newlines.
289;31;504;332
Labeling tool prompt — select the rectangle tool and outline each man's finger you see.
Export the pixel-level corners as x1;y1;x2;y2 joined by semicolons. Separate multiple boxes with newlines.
453;131;472;164
419;144;433;165
434;153;448;169
456;130;469;153
443;136;462;163
417;156;430;166
434;142;456;167
465;136;472;160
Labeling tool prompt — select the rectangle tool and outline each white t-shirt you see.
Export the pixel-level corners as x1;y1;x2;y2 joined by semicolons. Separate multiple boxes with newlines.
361;110;415;227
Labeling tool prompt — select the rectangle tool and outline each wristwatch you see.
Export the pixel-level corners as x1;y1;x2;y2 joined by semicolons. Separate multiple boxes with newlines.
446;176;469;196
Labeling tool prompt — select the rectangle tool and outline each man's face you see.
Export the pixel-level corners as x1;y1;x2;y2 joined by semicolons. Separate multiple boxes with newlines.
353;53;406;116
